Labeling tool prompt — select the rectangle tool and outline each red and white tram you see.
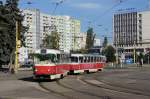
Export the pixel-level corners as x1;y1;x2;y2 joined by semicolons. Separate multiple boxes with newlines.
33;49;106;80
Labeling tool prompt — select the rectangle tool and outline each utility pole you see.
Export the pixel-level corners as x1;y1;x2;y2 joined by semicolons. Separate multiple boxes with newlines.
14;20;20;73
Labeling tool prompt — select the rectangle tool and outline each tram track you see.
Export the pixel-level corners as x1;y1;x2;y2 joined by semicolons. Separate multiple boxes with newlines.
38;80;111;99
93;72;150;96
38;73;150;99
56;80;111;99
37;69;150;99
38;81;79;99
95;78;150;95
79;73;150;97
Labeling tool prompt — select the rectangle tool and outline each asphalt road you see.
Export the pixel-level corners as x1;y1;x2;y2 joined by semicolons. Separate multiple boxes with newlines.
0;64;150;99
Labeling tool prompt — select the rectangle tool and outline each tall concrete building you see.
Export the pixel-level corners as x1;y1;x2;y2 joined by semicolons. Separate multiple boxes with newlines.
113;10;150;55
18;47;28;64
22;9;41;53
71;19;81;50
22;9;81;53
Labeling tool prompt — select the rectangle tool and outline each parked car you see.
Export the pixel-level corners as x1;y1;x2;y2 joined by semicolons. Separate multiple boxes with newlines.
21;62;34;68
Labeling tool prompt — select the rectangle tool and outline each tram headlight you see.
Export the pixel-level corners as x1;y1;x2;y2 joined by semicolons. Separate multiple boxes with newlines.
48;69;50;72
35;69;38;72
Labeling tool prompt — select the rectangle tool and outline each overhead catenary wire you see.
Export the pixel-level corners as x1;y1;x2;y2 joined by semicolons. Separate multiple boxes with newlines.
92;0;129;24
91;0;129;40
52;0;66;15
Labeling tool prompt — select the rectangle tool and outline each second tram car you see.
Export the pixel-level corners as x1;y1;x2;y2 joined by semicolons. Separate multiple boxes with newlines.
33;49;106;80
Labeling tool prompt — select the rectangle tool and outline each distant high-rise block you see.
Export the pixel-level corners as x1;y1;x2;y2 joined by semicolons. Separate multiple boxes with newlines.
22;9;81;53
113;10;150;54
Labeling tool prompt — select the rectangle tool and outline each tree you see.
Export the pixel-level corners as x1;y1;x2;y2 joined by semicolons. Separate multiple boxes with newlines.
102;36;108;48
104;45;116;63
0;0;27;67
42;30;60;49
86;27;95;49
71;48;88;54
50;31;59;49
42;34;51;49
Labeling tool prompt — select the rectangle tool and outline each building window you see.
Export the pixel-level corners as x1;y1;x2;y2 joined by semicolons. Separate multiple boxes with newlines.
139;37;142;40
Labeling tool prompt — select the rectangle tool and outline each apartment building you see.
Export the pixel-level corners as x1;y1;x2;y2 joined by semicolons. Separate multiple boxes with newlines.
22;9;41;53
22;9;81;53
70;19;81;50
113;10;150;54
18;47;28;64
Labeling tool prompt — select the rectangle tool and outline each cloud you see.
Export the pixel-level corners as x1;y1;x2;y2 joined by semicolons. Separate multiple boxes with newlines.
72;3;101;9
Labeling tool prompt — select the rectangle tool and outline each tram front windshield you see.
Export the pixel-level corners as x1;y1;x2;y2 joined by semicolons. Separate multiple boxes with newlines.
34;54;57;64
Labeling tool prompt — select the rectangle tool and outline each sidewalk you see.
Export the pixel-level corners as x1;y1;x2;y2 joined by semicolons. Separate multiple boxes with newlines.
0;70;33;81
104;63;150;69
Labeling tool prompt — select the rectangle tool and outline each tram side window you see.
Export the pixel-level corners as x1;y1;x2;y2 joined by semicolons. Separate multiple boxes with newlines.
94;57;96;62
96;57;99;62
88;57;90;62
84;57;86;63
98;57;101;62
60;54;63;63
56;54;60;63
61;54;64;63
100;57;102;62
79;57;83;63
71;57;78;63
91;57;93;62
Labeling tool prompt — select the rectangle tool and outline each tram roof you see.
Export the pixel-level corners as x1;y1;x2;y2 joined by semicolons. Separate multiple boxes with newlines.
71;53;105;57
35;49;61;54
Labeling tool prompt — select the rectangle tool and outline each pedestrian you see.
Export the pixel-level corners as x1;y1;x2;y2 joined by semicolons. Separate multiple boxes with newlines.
117;57;121;68
120;58;123;68
138;52;143;67
139;58;142;67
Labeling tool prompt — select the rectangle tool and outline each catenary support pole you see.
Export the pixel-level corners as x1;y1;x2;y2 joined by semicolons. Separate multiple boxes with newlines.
15;20;19;73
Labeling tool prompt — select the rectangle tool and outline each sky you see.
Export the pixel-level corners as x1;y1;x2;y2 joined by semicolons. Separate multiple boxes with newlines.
18;0;149;43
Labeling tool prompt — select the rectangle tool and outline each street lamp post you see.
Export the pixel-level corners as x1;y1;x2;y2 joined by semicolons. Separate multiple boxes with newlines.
115;43;119;65
133;39;137;64
133;46;136;64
